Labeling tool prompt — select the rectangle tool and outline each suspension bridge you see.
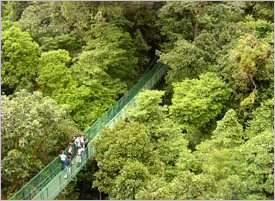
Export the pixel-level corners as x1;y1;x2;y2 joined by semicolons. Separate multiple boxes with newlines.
10;61;167;200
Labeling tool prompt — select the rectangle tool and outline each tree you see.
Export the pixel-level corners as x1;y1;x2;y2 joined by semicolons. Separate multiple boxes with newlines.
1;1;30;21
135;176;171;200
157;2;245;51
194;107;274;199
40;34;82;54
127;90;167;124
196;109;244;154
37;49;113;129
137;171;218;200
64;39;128;129
170;172;218;200
194;110;245;191
111;161;151;199
18;2;63;43
85;18;138;85
38;49;72;95
54;81;122;130
128;90;195;179
170;72;232;146
1;90;79;199
93;90;194;198
59;1;99;42
216;32;273;124
238;129;274;199
214;174;247;200
37;46;129;130
92;88;197;198
18;2;97;54
45;16;139;129
92;120;162;198
132;29;151;70
244;1;274;21
245;98;274;139
2;26;41;94
209;16;274;122
160;39;206;84
194;31;221;65
220;33;272;93
158;2;198;46
120;2;163;69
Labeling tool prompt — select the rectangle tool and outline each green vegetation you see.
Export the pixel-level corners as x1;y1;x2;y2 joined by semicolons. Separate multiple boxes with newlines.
1;1;273;200
1;90;79;197
2;26;40;94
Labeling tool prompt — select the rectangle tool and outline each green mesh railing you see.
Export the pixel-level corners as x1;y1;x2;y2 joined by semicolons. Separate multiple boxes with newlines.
10;61;167;200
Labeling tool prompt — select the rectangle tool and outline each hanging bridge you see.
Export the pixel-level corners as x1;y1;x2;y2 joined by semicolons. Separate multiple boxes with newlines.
10;61;167;200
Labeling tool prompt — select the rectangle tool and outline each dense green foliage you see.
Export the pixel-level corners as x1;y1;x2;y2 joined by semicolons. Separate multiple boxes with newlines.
2;26;40;94
170;73;232;147
1;1;273;200
1;90;79;198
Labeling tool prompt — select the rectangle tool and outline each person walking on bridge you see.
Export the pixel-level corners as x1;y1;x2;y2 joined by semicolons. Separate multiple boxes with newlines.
68;143;74;164
74;135;81;151
60;150;68;178
80;134;85;148
60;150;67;170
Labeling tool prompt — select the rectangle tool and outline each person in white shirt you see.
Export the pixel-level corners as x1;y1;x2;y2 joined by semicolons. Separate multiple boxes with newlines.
60;150;68;178
74;136;81;151
59;150;67;170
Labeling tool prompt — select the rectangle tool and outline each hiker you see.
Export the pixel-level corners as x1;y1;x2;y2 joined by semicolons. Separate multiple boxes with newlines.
80;134;85;148
60;150;68;178
68;143;74;164
60;150;67;170
67;153;73;175
84;137;89;147
74;135;81;151
76;147;83;167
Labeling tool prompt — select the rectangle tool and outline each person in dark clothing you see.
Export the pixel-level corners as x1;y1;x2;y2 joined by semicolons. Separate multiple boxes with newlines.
68;143;74;164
